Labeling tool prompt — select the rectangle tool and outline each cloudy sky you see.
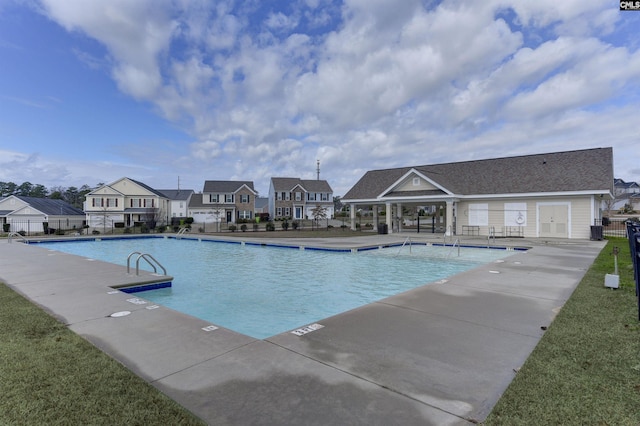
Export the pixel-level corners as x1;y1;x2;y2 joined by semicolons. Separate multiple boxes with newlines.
1;0;639;196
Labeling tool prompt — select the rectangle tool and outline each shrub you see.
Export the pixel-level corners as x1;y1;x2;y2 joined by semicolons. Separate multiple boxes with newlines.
17;230;26;236
292;221;299;230
140;224;149;234
266;222;275;231
240;224;247;232
156;225;165;233
3;223;10;232
114;222;125;228
55;229;65;235
185;217;194;224
92;230;100;235
281;220;289;231
228;224;237;232
124;227;132;234
198;227;204;233
253;223;259;231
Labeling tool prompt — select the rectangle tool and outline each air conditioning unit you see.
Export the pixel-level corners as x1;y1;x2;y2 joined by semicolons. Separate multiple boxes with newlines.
604;273;619;289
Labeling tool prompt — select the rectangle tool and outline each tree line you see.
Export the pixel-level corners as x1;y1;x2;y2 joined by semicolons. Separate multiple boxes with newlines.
0;181;102;209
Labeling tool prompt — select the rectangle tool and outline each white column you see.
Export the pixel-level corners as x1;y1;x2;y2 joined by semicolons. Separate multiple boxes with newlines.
396;203;403;233
373;206;378;232
445;200;454;236
350;203;357;231
386;202;393;234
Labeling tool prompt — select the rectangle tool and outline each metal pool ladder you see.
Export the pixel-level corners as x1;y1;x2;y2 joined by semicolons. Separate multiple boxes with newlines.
397;236;412;255
447;238;460;258
7;232;28;244
127;251;167;276
176;227;190;238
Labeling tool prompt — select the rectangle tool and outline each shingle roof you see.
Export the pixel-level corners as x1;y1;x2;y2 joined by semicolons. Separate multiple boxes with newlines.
343;148;614;200
271;177;333;192
15;196;85;216
158;189;194;200
128;179;168;198
203;180;255;193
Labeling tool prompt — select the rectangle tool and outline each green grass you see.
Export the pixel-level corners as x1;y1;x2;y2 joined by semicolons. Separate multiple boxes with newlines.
484;238;640;425
0;283;205;425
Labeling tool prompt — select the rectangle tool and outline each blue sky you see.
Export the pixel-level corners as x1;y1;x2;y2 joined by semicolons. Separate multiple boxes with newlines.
1;0;639;196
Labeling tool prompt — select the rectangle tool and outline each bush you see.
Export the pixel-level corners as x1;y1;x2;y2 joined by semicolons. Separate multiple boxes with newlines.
55;229;65;235
240;224;247;232
281;220;289;231
228;225;237;232
114;222;125;228
185;217;194;224
123;227;132;234
266;222;275;231
253;223;259;231
198;227;204;233
292;221;299;230
173;226;180;232
3;223;10;232
92;230;100;235
156;225;165;233
140;224;149;234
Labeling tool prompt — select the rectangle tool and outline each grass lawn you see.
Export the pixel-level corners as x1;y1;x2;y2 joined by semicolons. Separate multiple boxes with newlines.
0;283;205;425
484;237;640;425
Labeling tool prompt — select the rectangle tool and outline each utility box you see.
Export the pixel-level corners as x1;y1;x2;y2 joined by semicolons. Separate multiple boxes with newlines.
590;225;603;241
604;273;619;289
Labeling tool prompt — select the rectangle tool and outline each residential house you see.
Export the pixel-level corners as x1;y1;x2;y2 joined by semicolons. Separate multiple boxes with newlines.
611;178;640;212
84;178;170;230
159;189;194;222
341;148;614;239
188;180;257;224
254;197;269;217
0;195;85;235
268;178;334;220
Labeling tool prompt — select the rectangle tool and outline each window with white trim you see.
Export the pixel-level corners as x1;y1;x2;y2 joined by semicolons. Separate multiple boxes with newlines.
210;194;219;203
284;207;290;216
276;207;282;216
240;194;250;203
295;192;301;201
225;194;234;203
239;210;252;219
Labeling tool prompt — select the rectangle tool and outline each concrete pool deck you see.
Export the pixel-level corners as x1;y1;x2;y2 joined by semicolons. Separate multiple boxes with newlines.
0;233;606;425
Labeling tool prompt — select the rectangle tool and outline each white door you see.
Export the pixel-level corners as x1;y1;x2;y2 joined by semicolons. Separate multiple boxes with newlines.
539;205;568;238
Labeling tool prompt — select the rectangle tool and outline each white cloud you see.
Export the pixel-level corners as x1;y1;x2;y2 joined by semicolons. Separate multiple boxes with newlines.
19;0;640;195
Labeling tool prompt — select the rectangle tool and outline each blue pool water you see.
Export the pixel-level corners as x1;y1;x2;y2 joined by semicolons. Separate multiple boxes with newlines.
37;237;515;339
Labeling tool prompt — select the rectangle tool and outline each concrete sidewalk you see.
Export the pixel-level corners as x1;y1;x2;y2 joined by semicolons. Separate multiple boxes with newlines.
0;234;606;425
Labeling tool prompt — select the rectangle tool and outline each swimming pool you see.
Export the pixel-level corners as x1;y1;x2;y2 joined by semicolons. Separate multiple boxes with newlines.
37;237;516;339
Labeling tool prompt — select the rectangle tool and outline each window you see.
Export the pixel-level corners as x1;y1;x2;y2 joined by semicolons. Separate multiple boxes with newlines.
276;207;282;216
321;193;329;201
92;197;104;207
413;177;420;186
468;203;488;226
307;193;316;201
131;199;141;208
179;202;183;208
295;192;301;201
143;198;154;208
284;207;290;217
210;194;219;203
240;194;250;203
239;210;252;219
225;194;234;203
106;198;118;207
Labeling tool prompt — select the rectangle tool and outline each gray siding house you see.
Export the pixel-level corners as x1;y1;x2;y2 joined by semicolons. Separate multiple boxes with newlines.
268;178;334;220
341;148;614;239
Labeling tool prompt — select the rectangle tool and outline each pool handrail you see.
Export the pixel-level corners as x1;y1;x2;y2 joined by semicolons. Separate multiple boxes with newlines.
127;251;167;276
7;232;28;244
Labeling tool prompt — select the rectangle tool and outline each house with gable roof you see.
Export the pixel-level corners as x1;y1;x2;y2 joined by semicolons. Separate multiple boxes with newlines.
84;178;170;230
158;189;194;222
341;148;614;239
188;180;257;224
0;195;85;235
268;177;334;220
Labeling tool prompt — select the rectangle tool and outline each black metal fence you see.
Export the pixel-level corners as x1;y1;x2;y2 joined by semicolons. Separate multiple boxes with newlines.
2;219;88;236
595;218;638;238
626;222;640;321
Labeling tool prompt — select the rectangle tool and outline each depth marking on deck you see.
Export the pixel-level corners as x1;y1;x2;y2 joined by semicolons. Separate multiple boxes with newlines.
291;323;324;336
146;305;160;310
126;297;147;305
202;325;219;332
